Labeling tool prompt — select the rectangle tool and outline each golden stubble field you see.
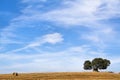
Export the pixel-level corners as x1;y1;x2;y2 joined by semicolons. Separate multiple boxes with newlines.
0;72;120;80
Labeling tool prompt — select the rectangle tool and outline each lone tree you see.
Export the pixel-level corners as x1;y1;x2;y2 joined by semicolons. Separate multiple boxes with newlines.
83;58;111;72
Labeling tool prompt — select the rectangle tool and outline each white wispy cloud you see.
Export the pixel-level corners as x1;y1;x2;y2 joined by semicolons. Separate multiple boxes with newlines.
26;32;63;47
7;33;63;53
11;0;119;27
0;30;21;44
15;0;119;49
42;32;63;44
0;45;109;73
1;0;119;45
82;27;116;49
39;0;120;26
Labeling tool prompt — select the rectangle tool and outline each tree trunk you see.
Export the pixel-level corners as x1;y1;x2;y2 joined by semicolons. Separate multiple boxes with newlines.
93;68;99;72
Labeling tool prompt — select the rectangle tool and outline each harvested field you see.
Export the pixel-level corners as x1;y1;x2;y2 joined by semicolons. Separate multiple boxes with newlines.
0;72;120;80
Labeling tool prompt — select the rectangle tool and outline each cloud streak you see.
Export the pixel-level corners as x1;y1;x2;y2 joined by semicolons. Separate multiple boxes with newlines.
1;0;119;45
0;45;110;73
40;0;120;26
7;33;63;53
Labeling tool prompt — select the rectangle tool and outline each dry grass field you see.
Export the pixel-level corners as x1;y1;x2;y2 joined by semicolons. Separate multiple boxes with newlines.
0;72;120;80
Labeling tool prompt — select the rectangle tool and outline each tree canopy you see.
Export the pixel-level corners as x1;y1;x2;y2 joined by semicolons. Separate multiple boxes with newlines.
83;58;111;72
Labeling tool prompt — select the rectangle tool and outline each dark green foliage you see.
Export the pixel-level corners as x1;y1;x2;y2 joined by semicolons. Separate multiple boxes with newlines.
83;58;111;72
84;60;92;70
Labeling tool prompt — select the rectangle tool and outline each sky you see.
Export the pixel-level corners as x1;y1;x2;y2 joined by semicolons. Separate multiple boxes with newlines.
0;0;120;73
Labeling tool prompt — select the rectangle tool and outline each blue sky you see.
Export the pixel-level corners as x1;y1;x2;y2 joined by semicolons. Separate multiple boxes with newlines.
0;0;120;73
